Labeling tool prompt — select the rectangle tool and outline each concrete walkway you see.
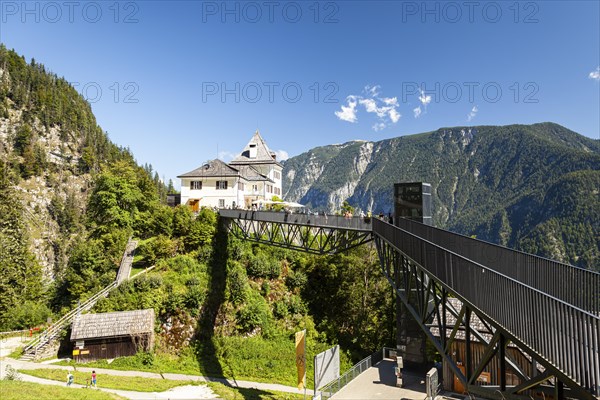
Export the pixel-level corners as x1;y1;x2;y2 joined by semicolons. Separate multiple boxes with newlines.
329;359;427;400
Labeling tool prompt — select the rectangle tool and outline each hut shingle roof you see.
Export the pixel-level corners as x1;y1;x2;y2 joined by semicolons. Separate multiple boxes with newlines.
71;309;155;341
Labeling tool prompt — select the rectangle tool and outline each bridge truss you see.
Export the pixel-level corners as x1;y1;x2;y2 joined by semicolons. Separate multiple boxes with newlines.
223;210;373;254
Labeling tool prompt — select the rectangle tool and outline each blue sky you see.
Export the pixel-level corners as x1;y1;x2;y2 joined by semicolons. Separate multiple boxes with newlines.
1;1;599;186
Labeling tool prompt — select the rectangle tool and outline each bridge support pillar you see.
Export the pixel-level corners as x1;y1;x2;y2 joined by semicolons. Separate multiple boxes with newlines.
395;255;427;365
396;301;427;365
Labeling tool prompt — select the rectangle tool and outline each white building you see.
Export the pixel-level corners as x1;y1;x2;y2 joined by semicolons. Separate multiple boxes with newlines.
178;131;283;210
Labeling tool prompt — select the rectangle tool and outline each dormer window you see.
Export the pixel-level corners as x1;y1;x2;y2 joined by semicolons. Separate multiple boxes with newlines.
248;143;257;159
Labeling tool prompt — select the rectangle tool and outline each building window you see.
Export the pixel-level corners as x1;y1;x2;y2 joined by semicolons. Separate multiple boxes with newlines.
238;182;244;191
274;187;281;195
252;184;258;192
190;181;202;190
274;171;281;180
218;199;225;208
266;184;272;193
216;181;228;190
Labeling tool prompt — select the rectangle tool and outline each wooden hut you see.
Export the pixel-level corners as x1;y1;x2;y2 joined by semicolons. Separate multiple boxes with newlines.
70;309;155;362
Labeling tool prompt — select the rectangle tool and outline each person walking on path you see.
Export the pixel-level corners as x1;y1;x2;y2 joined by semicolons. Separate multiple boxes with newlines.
91;370;97;387
66;371;74;386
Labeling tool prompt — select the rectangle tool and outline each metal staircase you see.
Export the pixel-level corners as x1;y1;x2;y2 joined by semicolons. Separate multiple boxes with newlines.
19;238;138;361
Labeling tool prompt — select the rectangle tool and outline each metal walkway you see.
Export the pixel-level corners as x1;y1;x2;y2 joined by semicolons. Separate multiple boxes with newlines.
219;210;600;399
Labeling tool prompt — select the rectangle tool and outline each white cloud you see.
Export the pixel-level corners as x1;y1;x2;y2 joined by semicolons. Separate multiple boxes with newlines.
589;67;600;81
389;108;401;123
382;97;398;106
273;149;289;161
413;106;422;118
218;151;237;162
418;89;432;106
467;105;478;122
334;96;358;123
364;85;381;97
335;85;401;131
372;122;386;132
359;98;379;114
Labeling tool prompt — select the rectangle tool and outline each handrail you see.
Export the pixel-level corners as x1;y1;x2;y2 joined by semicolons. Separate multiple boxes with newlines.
219;209;373;232
395;217;600;313
22;281;118;355
373;218;600;393
22;239;138;358
319;347;394;399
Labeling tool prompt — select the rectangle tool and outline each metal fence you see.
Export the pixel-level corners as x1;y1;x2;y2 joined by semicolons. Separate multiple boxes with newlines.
219;209;373;232
395;217;600;314
319;347;394;400
374;218;600;395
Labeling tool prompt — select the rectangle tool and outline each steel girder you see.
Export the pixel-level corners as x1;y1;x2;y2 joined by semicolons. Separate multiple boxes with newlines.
226;217;373;255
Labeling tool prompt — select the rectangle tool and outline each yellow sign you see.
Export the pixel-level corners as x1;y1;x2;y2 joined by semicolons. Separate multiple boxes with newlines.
72;349;80;356
295;330;306;390
80;350;90;355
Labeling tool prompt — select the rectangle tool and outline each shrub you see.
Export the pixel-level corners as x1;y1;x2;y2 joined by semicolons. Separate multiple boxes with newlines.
285;270;308;290
247;253;281;279
227;261;248;305
237;290;272;333
273;301;289;319
287;295;307;315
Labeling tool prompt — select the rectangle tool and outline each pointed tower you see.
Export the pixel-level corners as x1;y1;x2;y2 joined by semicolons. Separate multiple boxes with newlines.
229;130;283;198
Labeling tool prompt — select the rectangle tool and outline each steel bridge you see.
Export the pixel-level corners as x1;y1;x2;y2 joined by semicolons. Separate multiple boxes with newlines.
219;209;600;400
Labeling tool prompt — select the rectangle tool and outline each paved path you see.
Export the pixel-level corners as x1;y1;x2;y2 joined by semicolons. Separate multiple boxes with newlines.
0;357;305;396
329;359;427;400
1;368;219;399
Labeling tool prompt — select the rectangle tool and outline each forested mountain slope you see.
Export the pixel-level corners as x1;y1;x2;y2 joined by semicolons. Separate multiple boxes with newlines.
0;45;168;328
283;124;600;270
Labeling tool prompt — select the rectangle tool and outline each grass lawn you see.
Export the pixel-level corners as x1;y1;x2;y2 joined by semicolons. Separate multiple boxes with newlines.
52;336;351;390
207;381;304;400
0;380;126;400
20;368;197;392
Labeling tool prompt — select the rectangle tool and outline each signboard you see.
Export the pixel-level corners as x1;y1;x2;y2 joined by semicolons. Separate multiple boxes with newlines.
426;367;439;400
72;349;80;356
314;345;340;390
295;330;306;390
80;349;90;355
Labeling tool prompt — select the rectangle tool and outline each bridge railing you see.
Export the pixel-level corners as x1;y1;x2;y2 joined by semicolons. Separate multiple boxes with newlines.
374;218;600;395
219;209;373;231
395;218;600;314
319;347;390;400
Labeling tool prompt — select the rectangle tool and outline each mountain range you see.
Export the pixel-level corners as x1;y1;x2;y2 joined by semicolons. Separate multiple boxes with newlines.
282;123;600;270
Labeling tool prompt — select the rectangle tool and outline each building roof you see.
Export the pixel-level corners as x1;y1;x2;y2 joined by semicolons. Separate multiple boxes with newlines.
71;309;155;341
429;298;493;343
237;165;274;183
178;159;273;183
230;130;282;166
177;158;241;178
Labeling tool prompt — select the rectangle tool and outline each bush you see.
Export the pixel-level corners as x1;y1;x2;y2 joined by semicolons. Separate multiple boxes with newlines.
227;261;248;305
237;290;272;333
4;301;52;330
287;295;307;315
285;270;308;290
247;253;281;279
272;301;289;319
139;235;177;264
